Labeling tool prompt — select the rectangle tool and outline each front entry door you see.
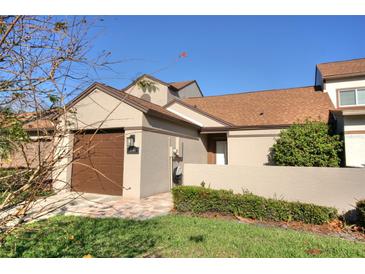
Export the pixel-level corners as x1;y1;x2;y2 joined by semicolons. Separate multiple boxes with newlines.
216;141;227;165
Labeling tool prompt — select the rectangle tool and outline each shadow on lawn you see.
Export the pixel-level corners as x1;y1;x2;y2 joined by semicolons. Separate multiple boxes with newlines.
0;216;162;258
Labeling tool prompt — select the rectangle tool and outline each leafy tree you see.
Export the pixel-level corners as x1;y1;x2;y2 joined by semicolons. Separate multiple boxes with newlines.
0;16;116;236
271;120;343;167
0;15;170;238
0;108;29;160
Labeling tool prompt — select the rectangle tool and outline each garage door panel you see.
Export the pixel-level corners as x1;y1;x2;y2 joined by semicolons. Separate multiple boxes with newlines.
71;131;124;195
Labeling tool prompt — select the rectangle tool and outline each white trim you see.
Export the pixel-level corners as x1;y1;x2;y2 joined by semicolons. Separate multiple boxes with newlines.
166;107;204;127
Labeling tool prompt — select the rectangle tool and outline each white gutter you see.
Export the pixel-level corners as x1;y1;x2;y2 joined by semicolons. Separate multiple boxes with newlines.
166;107;204;127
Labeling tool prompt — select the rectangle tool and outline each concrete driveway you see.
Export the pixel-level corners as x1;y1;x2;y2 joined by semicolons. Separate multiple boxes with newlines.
27;191;173;220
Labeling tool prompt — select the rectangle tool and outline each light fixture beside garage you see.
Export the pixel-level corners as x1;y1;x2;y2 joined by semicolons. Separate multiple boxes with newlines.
127;134;139;154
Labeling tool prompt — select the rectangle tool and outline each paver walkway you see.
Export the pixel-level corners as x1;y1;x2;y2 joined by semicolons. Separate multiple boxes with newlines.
26;191;173;220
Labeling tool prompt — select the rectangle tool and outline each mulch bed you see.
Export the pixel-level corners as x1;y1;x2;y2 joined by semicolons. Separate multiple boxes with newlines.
175;211;365;242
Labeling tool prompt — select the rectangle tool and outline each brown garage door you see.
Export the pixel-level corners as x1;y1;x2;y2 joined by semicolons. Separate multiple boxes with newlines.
71;130;124;195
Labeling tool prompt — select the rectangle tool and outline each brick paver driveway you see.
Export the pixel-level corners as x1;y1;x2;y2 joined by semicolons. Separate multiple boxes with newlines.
28;191;173;220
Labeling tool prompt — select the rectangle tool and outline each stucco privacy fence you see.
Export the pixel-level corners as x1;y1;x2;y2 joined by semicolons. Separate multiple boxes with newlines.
182;164;365;213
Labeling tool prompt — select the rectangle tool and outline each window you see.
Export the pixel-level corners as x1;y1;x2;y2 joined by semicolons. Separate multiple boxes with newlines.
339;88;365;107
358;88;365;105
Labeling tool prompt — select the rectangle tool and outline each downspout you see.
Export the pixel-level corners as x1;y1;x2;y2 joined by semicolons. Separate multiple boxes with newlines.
168;136;173;190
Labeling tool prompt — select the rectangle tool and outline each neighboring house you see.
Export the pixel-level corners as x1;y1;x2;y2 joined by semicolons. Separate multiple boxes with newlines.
0;112;55;169
3;58;365;198
316;58;365;167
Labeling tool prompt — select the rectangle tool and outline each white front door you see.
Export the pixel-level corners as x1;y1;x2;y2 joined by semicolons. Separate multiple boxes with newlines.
216;141;227;165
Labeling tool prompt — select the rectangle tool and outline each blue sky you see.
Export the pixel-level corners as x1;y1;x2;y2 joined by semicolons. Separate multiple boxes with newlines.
90;16;365;97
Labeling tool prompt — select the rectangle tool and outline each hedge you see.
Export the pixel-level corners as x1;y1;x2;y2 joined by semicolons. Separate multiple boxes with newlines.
356;200;365;227
172;186;338;225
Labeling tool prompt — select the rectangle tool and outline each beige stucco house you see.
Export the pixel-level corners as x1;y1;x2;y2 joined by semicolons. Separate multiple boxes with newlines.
6;58;365;199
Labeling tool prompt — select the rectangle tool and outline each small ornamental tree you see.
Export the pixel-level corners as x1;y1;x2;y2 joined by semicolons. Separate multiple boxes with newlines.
271;120;343;167
0;108;29;160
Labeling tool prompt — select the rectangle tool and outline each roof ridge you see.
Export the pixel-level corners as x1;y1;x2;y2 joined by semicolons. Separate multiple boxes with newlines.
169;80;195;84
169;80;196;91
185;85;317;100
120;74;197;92
119;74;170;92
317;57;365;66
140;74;170;85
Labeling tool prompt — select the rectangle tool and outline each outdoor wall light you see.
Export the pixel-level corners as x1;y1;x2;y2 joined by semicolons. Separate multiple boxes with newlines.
127;134;139;154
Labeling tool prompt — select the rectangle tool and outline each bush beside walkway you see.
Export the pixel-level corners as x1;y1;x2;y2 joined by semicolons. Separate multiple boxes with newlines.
172;186;338;224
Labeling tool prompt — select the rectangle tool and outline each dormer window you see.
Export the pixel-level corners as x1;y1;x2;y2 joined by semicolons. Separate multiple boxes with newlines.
339;88;365;107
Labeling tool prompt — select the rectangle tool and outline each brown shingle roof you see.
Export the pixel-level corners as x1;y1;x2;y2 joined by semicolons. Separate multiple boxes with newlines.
169;80;195;90
183;86;334;127
317;58;365;78
23;119;54;131
2;111;56;131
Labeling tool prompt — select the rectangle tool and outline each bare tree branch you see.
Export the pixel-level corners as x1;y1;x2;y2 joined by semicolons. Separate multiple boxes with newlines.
0;16;22;47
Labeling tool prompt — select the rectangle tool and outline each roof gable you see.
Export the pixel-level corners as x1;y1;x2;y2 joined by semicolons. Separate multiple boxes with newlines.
66;82;148;113
65;82;200;128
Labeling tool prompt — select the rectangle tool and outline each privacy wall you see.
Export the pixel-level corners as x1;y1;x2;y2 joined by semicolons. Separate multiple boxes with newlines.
183;164;365;212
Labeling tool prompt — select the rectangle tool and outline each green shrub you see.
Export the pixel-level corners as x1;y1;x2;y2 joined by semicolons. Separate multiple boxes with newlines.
172;186;338;225
0;108;29;161
0;168;52;207
356;200;365;227
271;120;343;167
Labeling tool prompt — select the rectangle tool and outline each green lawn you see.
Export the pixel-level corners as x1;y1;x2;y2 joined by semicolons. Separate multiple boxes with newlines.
0;214;364;258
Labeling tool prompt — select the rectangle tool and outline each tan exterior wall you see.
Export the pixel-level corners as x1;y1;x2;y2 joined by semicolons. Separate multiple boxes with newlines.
139;115;207;197
182;135;208;164
123;129;143;198
344;115;365;167
140;130;171;197
227;129;281;166
68;88;143;130
52;133;74;191
124;76;170;106
183;163;365;212
324;76;365;108
0;138;54;169
142;115;199;137
166;102;226;127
